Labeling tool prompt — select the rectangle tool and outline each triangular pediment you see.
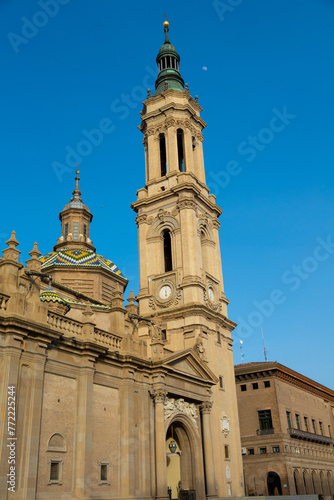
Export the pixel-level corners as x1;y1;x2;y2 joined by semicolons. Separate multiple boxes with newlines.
160;348;218;385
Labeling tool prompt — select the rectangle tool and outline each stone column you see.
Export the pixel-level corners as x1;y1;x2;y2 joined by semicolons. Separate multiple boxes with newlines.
184;127;194;174
152;388;169;500
147;132;159;180
74;356;95;498
200;401;217;498
166;122;178;174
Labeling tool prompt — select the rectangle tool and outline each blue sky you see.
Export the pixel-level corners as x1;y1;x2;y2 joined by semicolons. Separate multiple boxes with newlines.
1;0;334;388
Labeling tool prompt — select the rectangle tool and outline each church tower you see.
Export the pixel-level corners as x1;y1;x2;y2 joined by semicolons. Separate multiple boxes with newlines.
132;21;244;497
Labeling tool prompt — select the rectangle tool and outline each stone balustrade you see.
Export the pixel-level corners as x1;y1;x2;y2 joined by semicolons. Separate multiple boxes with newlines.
47;311;122;350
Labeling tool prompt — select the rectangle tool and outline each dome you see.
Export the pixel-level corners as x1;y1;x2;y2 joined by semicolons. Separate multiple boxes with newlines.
62;198;90;212
40;248;127;280
157;42;180;59
40;285;71;309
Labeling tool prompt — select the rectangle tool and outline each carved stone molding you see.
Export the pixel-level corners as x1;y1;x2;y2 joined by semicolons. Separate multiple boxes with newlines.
135;214;148;227
177;200;197;211
220;414;230;437
200;401;213;414
164;397;198;428
196;336;208;363
152;388;168;403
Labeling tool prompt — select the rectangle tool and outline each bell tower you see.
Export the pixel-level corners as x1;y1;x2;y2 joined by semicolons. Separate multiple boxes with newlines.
132;21;244;497
132;20;230;339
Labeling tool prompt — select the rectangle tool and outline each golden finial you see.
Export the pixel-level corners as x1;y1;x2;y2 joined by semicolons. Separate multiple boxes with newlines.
163;14;169;28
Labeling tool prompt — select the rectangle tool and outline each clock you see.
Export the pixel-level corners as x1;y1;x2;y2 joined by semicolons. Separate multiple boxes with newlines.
159;285;172;300
208;287;214;302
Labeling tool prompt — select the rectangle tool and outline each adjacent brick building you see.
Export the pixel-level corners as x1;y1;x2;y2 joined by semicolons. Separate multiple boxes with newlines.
235;361;334;498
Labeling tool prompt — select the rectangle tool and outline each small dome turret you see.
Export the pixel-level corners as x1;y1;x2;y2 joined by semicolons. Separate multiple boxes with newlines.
154;20;185;96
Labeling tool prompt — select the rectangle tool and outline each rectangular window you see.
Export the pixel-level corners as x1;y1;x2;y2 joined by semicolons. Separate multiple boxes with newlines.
319;421;323;435
247;448;254;455
101;464;108;482
312;419;316;433
264;380;270;388
273;446;280;453
83;224;87;240
258;410;273;430
219;376;224;389
240;384;247;392
73;222;79;241
49;460;62;484
50;462;59;481
295;414;300;429
260;447;267;454
217;331;221;344
64;223;69;239
161;329;167;341
287;411;292;429
252;382;258;390
304;417;309;432
224;445;230;459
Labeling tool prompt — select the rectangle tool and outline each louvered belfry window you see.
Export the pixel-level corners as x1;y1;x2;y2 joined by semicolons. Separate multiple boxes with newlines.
73;222;79;241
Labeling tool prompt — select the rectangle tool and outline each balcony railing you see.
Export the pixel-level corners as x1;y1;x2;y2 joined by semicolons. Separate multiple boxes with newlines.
288;427;333;445
257;428;275;436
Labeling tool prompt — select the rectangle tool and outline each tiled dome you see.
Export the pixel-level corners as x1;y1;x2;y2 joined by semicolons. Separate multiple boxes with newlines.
40;248;126;279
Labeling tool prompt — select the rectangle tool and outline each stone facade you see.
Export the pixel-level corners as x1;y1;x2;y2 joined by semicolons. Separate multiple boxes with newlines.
0;22;243;500
235;361;334;498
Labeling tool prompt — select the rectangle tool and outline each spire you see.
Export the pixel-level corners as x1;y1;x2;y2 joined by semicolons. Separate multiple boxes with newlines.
164;15;170;43
54;167;95;251
154;19;185;96
72;165;82;201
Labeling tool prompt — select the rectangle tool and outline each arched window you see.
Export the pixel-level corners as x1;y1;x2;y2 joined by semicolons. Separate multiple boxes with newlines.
294;471;300;494
303;471;308;493
177;129;185;172
163;231;172;272
48;433;66;452
160;133;167;176
311;471;316;494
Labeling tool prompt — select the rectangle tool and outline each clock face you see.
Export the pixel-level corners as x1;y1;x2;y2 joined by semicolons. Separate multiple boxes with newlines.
208;287;214;301
159;285;172;300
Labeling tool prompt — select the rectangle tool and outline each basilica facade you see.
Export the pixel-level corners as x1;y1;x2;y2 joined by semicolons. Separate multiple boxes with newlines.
0;22;243;500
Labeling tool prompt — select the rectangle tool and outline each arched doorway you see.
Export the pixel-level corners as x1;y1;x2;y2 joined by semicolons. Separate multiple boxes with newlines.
166;432;181;500
166;418;204;500
267;471;282;495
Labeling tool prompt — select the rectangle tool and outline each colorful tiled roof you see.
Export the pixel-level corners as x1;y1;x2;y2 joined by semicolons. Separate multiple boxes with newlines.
40;286;71;309
40;248;126;279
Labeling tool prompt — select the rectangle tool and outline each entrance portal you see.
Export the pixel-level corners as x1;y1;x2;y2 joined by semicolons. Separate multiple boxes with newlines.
166;421;197;499
166;435;181;500
267;471;282;495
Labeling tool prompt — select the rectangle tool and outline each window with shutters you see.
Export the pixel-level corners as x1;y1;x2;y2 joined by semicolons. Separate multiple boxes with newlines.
99;461;110;485
73;222;79;241
49;460;62;484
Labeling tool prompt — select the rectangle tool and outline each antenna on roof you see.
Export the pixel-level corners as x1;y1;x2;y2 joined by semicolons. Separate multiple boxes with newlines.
240;340;245;363
261;327;268;362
